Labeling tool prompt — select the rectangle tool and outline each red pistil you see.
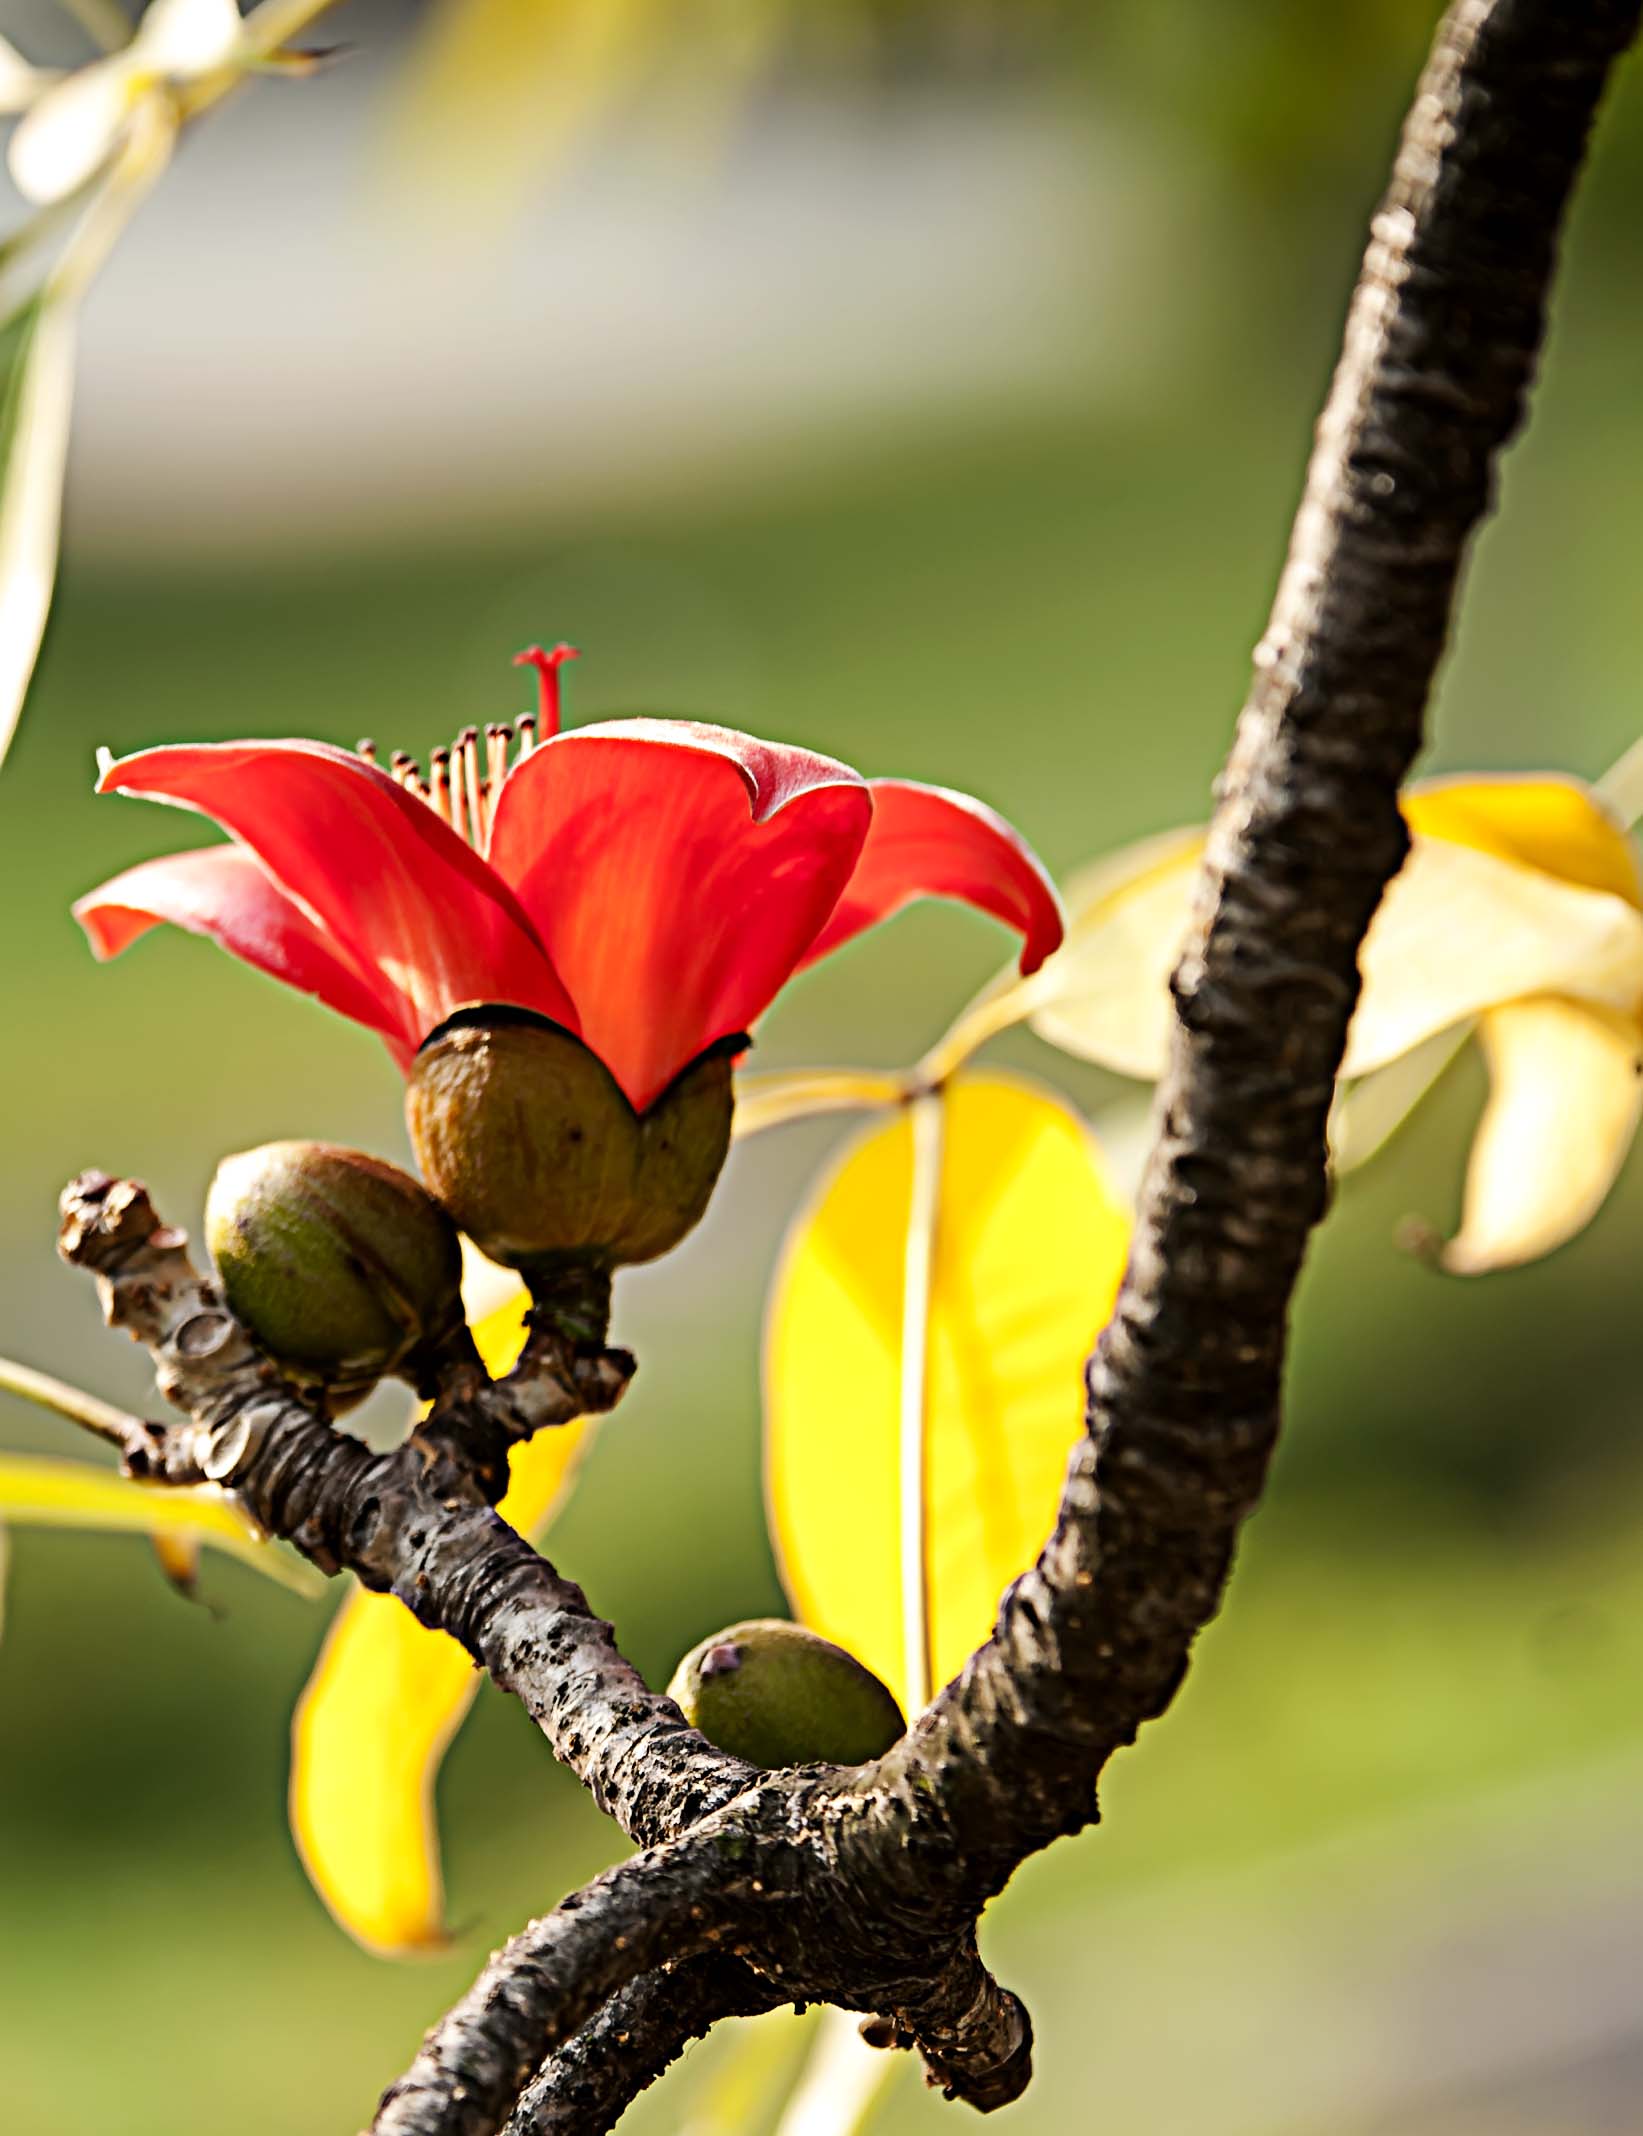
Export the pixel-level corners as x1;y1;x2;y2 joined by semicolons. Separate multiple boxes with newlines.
513;643;580;741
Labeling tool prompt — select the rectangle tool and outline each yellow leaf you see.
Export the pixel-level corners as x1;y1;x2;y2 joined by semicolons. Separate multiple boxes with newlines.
765;1075;1130;1714
0;1451;320;1594
1344;835;1643;1077
1021;800;1643;1096
1014;827;1203;1082
1439;997;1643;1275
289;1275;590;1955
1404;775;1643;911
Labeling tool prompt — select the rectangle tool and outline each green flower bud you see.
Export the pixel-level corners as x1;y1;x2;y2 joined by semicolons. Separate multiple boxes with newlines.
205;1141;465;1409
667;1619;905;1770
404;1007;739;1281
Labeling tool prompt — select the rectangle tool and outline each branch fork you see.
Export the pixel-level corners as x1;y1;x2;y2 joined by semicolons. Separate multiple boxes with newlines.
44;3;1643;2127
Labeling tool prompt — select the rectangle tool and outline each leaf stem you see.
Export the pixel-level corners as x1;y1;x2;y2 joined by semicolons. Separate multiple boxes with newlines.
898;1086;943;1716
1597;731;1643;827
0;1352;144;1448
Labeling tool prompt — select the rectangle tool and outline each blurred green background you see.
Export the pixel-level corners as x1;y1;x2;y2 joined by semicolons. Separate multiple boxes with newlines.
4;2;1643;2130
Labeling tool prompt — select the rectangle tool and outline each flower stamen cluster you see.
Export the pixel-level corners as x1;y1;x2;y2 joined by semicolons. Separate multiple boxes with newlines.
361;645;577;852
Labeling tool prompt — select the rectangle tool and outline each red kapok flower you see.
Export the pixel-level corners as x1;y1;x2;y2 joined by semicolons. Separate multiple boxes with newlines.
74;649;1063;1115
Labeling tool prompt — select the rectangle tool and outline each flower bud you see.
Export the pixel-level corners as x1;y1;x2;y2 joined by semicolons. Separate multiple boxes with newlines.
205;1141;465;1409
667;1619;904;1770
404;1007;738;1278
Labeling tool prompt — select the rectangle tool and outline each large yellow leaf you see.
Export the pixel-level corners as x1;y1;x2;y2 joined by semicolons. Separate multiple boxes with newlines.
0;1451;320;1594
765;1075;1130;1715
289;1276;591;1955
1441;996;1643;1274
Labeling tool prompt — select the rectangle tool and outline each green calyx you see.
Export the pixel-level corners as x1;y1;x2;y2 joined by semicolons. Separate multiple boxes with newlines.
667;1619;905;1770
405;1007;740;1284
205;1140;465;1410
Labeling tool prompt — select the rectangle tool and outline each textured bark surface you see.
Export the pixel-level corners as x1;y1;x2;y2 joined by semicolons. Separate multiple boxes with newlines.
53;5;1641;2131
504;1960;785;2135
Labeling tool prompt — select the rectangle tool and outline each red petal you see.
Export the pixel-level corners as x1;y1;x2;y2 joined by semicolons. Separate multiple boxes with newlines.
75;844;419;1067
800;779;1064;975
487;720;873;1110
96;742;572;1045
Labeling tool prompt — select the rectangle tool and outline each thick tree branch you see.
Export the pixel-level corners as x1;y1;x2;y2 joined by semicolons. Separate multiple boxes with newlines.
52;3;1641;2126
858;0;1643;1917
372;1832;760;2136
503;1959;785;2136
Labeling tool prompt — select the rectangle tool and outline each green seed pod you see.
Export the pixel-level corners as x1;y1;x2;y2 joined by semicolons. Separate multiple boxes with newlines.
667;1619;905;1770
404;1007;739;1281
205;1141;465;1409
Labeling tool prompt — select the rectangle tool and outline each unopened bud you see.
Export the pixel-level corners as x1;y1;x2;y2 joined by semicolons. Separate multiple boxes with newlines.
205;1141;464;1410
404;1007;738;1279
667;1619;904;1770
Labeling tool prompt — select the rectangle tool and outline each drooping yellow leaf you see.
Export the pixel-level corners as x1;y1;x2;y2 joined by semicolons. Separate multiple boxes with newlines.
1439;996;1643;1275
765;1075;1130;1714
289;1273;591;1955
1404;775;1643;910
1344;836;1643;1077
0;1451;321;1593
1021;803;1643;1096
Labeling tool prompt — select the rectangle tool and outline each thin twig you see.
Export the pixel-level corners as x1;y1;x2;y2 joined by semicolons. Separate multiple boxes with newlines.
0;1351;147;1450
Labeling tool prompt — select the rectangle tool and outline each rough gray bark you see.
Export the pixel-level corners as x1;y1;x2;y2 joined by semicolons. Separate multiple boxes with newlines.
52;3;1641;2130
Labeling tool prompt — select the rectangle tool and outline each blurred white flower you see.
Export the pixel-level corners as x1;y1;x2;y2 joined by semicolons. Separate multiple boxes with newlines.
6;0;242;206
0;34;60;117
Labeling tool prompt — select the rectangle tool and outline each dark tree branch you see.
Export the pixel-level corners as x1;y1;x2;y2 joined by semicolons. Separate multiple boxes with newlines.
502;1959;785;2136
857;0;1643;1916
52;4;1641;2130
58;1173;759;1846
372;1830;761;2136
